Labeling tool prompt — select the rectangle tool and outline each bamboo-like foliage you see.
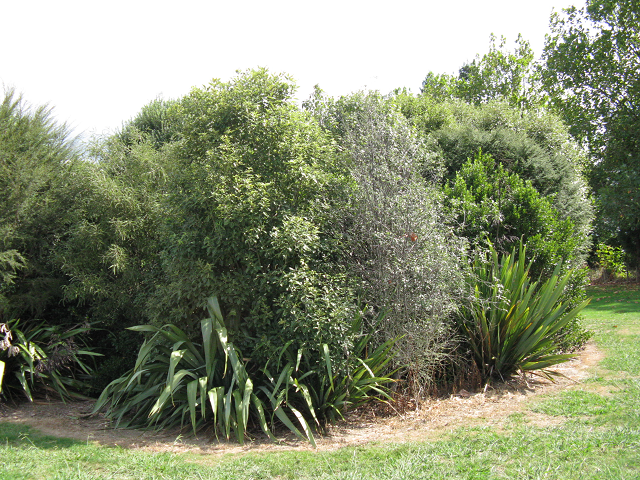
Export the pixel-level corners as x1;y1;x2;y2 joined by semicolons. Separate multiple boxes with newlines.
457;243;590;381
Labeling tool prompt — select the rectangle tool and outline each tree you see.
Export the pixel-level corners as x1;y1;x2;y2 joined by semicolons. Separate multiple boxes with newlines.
541;0;640;264
309;91;467;392
443;150;582;275
421;34;542;109
145;69;357;367
0;89;81;324
118;97;180;148
541;0;639;152
395;95;594;263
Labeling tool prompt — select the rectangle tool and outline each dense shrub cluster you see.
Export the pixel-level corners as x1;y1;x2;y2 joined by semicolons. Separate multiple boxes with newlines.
1;70;593;441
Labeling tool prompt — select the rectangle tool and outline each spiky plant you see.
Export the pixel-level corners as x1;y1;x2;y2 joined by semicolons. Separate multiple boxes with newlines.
457;242;590;381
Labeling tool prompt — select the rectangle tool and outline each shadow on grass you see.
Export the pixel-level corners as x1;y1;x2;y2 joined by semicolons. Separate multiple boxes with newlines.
584;285;640;315
0;422;81;450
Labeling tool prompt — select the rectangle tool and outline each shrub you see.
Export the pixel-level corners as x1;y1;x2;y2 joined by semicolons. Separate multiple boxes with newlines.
456;242;590;382
0;89;85;327
394;95;594;252
262;309;398;428
142;69;356;367
93;297;285;445
596;243;627;278
307;91;466;394
0;319;96;402
443;150;583;277
93;297;396;445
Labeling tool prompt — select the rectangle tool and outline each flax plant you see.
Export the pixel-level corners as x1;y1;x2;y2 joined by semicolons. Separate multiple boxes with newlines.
93;297;398;446
457;242;590;381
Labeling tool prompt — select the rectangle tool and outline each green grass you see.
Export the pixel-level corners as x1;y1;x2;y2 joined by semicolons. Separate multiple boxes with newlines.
1;284;639;479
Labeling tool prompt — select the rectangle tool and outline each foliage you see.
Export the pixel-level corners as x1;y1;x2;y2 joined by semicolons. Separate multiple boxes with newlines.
541;0;639;153
94;297;289;444
143;69;356;368
594;110;640;266
0;89;82;326
306;91;467;393
595;243;627;277
0;250;26;315
541;0;640;264
0;319;96;402
118;97;181;148
421;34;542;109
262;309;397;428
56;132;171;387
456;242;590;381
443;151;584;277
394;96;594;253
94;297;396;445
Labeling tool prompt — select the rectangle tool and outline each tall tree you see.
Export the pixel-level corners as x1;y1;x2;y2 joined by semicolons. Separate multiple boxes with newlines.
0;89;80;323
422;34;542;109
541;0;640;264
307;91;467;391
395;95;594;259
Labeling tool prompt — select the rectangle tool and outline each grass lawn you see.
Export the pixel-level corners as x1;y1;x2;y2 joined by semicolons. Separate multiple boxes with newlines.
1;284;639;479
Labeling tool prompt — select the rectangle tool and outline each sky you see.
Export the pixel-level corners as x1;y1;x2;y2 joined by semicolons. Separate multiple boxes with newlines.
2;0;580;140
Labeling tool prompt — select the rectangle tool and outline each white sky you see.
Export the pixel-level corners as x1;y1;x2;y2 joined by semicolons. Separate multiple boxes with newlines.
2;0;580;140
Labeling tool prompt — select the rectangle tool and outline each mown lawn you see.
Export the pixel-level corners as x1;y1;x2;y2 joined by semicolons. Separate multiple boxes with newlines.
1;284;639;479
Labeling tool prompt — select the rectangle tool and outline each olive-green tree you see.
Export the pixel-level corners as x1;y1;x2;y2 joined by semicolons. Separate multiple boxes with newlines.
306;90;468;393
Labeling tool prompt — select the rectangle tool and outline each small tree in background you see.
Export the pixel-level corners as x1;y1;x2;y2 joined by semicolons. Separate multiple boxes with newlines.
541;0;640;265
421;34;543;110
443;150;582;276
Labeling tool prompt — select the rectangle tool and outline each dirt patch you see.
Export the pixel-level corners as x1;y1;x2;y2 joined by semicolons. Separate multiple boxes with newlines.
0;343;603;455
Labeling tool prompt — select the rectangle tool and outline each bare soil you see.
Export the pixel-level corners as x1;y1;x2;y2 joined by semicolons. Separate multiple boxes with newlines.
0;343;603;455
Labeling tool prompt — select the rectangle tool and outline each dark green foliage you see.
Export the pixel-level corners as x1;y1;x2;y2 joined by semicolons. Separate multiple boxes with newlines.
541;0;640;264
397;96;592;236
0;319;97;402
94;297;396;445
594;109;640;266
456;243;590;381
93;297;289;445
395;96;593;278
0;89;81;325
443;151;582;275
442;151;592;353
